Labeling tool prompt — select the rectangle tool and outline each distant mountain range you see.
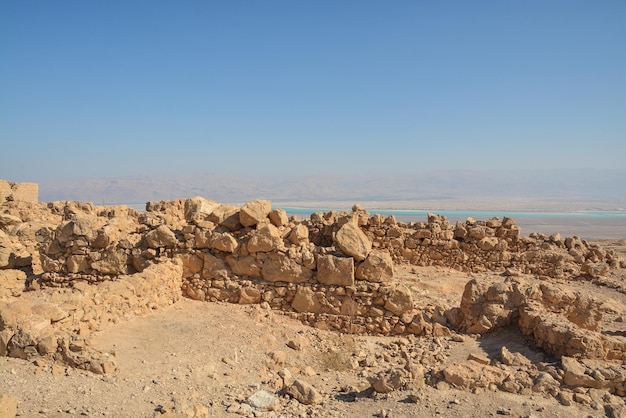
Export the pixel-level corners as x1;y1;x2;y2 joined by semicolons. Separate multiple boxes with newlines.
36;169;626;211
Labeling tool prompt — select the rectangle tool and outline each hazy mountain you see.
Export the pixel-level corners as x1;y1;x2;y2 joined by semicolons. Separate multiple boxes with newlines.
37;169;626;209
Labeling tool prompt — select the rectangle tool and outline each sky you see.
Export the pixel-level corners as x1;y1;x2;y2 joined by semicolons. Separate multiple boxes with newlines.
1;1;625;183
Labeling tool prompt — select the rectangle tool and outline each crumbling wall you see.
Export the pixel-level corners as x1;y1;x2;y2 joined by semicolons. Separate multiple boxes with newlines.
1;196;625;366
0;180;38;204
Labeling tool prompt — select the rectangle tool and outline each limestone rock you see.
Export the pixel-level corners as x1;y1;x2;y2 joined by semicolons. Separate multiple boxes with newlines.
184;197;219;223
210;204;242;231
443;362;509;389
246;390;279;411
562;356;597;388
240;200;271;227
0;214;22;227
356;250;394;282
90;248;129;275
262;253;312;283
210;232;239;253
288;224;309;245
291;287;322;314
335;220;371;261
285;379;322;405
269;208;289;227
145;225;177;248
582;261;609;278
227;255;262;278
316;254;354;286
247;224;282;253
477;237;499;251
499;347;531;367
201;253;229;280
384;285;413;316
239;287;261;304
0;231;16;269
367;368;409;393
179;253;204;277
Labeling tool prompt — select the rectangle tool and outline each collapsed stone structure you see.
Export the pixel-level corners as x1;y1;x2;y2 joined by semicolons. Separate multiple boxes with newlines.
0;180;38;205
1;191;625;405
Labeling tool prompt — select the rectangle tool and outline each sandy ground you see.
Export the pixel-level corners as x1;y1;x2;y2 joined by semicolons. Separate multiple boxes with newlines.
2;258;625;418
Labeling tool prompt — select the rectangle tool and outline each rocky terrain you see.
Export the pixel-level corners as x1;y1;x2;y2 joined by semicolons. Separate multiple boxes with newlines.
1;191;626;417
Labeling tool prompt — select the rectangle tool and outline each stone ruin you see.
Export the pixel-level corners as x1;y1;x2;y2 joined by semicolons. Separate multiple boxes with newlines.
1;190;626;405
0;180;38;205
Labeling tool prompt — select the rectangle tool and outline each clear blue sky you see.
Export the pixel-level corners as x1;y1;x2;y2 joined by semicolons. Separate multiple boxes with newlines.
1;1;625;182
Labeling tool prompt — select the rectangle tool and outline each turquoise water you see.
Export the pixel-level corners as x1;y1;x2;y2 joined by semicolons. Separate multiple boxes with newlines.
280;207;626;221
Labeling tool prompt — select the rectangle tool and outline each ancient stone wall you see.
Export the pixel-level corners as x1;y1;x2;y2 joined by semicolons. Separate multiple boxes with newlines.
0;180;38;204
2;194;626;405
1;197;624;362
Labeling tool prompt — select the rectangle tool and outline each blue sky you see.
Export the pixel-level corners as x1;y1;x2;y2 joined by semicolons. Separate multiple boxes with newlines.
1;1;625;182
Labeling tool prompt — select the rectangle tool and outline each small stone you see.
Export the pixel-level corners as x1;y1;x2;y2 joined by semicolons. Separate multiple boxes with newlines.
467;353;490;365
246;390;279;411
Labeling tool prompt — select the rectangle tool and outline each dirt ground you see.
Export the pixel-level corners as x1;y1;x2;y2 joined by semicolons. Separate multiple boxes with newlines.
1;241;625;418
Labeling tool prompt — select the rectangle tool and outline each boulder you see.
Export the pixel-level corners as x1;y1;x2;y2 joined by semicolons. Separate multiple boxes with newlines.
210;204;241;231
367;368;409;393
477;237;499;251
239;287;262;305
443;362;509;389
288;224;309;245
145;225;177;248
262;253;312;283
335;219;371;261
356;250;394;282
582;262;609;278
247;224;282;253
246;390;279;411
291;287;322;313
561;356;600;388
210;232;239;253
90;248;129;275
0;214;22;227
284;379;322;405
316;254;354;286
384;285;413;316
240;200;271;227
227;255;262;278
201;253;229;280
184;197;219;223
0;231;14;269
269;208;289;227
179;253;204;277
